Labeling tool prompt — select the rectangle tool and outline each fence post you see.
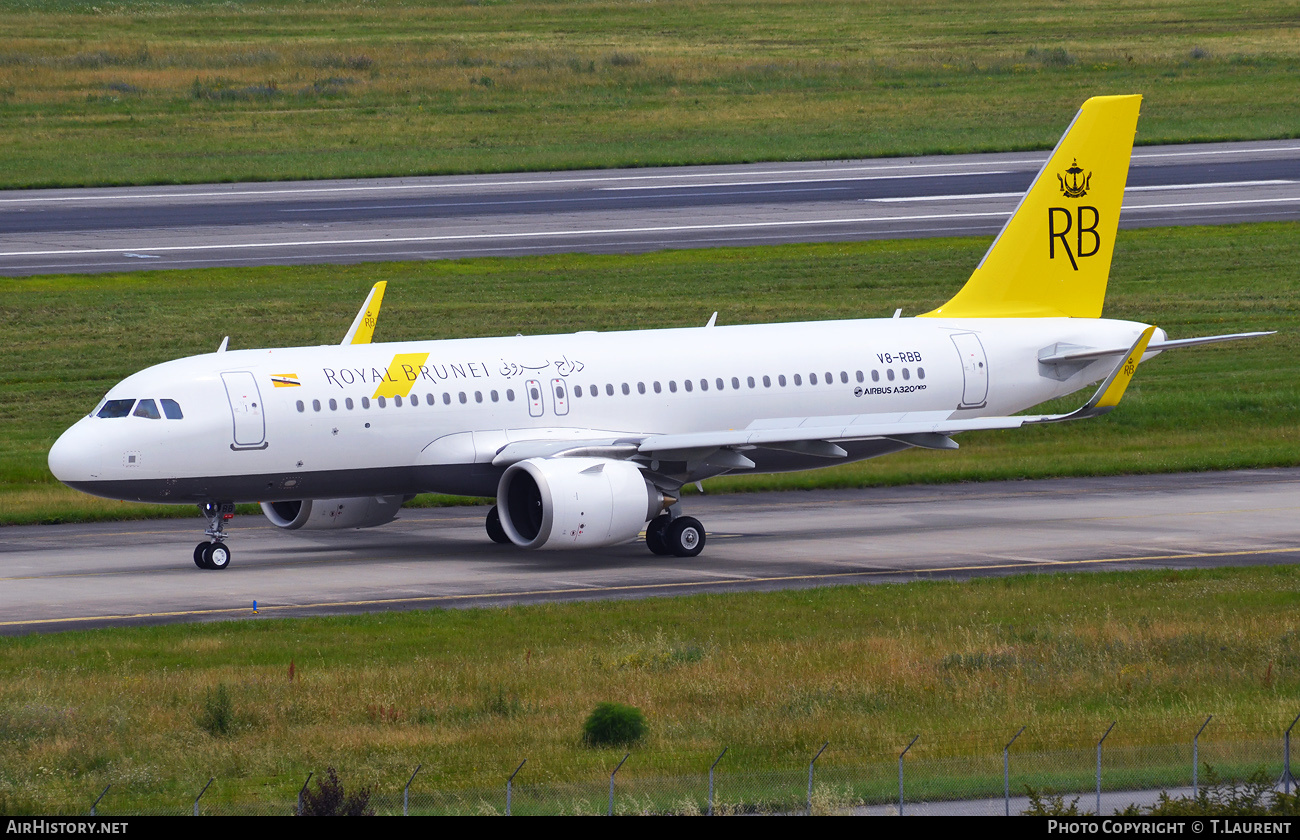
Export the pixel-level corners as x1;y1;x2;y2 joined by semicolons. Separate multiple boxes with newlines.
1193;716;1212;795
403;764;421;816
297;772;312;816
608;753;629;816
898;735;918;816
506;759;526;816
807;742;828;815
1096;721;1116;816
1004;726;1025;817
192;777;214;817
90;785;110;817
708;748;727;816
1282;714;1299;795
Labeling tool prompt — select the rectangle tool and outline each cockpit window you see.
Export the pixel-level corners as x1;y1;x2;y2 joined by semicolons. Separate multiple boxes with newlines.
97;399;135;418
161;399;183;420
133;399;161;419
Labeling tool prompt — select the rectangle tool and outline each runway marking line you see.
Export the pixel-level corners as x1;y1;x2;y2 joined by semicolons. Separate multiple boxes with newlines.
3;545;1297;629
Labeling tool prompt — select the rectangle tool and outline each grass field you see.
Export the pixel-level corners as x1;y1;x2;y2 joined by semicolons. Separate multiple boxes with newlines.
3;221;1297;525
0;0;1297;187
0;566;1296;813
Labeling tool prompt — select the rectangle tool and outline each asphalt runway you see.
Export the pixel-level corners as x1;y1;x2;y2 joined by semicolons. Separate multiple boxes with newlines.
3;468;1297;634
2;140;1299;275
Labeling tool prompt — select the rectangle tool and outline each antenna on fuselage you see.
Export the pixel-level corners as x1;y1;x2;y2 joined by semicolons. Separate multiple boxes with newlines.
705;312;718;328
216;336;229;353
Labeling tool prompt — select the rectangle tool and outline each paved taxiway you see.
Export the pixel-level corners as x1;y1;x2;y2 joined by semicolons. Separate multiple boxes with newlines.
2;141;1298;275
3;468;1297;634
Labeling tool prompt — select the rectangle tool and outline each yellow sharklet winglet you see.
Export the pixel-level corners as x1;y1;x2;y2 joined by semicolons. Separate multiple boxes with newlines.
341;281;386;345
1029;326;1156;424
923;94;1143;319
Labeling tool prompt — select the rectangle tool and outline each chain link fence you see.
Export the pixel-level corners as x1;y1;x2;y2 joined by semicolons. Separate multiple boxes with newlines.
76;721;1298;816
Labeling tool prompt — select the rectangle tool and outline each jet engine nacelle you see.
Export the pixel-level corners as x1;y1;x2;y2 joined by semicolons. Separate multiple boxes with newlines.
260;496;406;531
497;457;665;549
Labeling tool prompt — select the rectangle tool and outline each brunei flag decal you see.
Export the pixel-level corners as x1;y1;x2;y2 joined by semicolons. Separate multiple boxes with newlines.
271;373;301;388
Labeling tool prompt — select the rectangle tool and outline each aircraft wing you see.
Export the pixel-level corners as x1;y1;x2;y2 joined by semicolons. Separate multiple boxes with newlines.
491;328;1155;473
340;281;387;345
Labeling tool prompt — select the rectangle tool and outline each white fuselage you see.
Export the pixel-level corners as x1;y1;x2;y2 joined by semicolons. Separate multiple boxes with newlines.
48;315;1154;504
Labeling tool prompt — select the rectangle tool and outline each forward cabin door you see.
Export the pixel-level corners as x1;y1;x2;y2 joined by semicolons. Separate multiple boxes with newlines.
950;333;989;409
222;371;267;449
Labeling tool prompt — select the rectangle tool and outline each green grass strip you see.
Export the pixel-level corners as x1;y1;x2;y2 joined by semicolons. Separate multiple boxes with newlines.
0;0;1297;187
0;565;1296;813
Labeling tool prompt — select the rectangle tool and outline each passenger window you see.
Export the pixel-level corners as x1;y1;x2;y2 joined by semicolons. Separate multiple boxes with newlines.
459;392;467;404
747;376;755;388
794;374;802;386
133;399;161;419
621;383;630;395
443;393;451;405
346;398;355;410
700;379;708;392
475;391;483;403
653;381;662;394
669;381;677;393
684;380;693;392
871;370;880;382
809;373;818;385
396;395;404;407
856;371;864;383
918;368;926;380
637;382;646;394
409;394;417;406
763;375;771;388
98;399;135;418
778;375;786;387
377;396;386;408
362;397;371;408
491;390;499;402
506;389;515;401
575;385;584;397
425;393;434;404
329;398;338;411
161;399;183;419
312;399;322;412
902;368;910;381
887;370;895;381
606;384;615;396
716;378;725;391
296;400;305;413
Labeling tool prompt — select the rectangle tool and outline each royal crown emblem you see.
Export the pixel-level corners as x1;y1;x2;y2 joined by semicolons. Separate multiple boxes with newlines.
1058;158;1091;198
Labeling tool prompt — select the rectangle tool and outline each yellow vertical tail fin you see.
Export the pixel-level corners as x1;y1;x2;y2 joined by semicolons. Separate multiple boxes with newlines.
923;94;1142;319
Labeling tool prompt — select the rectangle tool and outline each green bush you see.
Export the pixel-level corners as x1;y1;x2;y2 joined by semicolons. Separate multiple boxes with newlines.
197;683;233;737
582;702;646;747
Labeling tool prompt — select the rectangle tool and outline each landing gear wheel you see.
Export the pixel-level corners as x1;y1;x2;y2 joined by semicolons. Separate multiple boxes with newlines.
203;542;232;570
486;505;511;544
194;542;211;569
664;516;705;558
645;514;672;556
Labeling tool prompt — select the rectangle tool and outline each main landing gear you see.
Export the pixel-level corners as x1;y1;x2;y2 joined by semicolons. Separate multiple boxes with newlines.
194;501;235;570
645;512;705;558
485;505;511;544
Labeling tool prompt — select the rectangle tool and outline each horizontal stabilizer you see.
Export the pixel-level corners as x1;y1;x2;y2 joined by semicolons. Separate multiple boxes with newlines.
1039;331;1274;364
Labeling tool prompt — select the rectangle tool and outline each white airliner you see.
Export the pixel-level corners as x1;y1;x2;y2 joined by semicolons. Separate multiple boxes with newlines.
48;94;1268;569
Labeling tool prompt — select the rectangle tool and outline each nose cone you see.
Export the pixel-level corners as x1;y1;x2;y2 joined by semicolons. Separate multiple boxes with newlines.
48;420;102;484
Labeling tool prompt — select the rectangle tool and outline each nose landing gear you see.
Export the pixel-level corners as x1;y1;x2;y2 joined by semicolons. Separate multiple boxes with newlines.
194;501;235;570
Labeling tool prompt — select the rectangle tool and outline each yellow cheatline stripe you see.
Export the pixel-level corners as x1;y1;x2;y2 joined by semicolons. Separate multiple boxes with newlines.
372;352;429;399
3;545;1297;629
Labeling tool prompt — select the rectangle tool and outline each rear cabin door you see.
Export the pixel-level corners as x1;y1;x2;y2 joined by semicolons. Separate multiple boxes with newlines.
950;333;989;409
